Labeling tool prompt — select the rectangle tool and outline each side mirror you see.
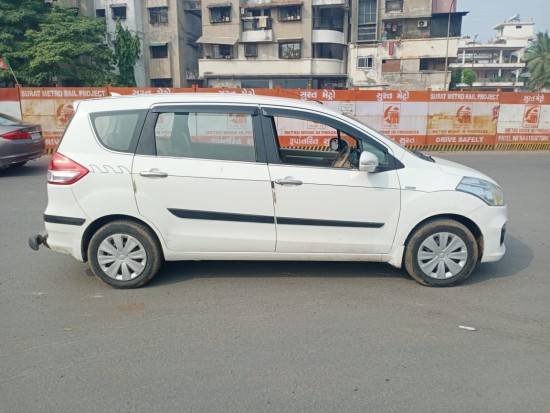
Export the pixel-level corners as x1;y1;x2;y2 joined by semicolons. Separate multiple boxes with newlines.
359;151;379;173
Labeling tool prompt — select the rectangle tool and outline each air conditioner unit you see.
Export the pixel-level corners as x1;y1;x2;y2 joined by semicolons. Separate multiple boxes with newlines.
418;20;429;28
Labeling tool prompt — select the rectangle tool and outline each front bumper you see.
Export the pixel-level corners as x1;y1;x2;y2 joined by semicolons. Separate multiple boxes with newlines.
468;204;508;263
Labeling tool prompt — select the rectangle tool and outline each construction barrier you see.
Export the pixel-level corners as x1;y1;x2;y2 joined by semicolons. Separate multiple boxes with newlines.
1;86;550;153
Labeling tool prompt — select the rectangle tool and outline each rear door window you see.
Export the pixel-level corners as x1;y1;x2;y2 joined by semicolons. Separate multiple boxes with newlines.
152;109;257;162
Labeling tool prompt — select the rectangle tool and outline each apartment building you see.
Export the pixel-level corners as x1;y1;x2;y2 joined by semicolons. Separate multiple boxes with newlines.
348;0;467;90
59;0;473;91
62;0;201;87
449;16;534;91
197;0;350;89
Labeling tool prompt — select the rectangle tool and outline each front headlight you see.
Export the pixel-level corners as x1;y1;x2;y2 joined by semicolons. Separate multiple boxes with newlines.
456;177;505;206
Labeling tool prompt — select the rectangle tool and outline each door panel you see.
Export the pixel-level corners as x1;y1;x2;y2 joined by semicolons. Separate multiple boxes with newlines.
132;106;276;254
260;106;401;254
269;165;401;254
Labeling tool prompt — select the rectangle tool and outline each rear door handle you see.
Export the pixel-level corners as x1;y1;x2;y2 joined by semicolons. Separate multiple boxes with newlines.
274;179;302;186
140;170;168;178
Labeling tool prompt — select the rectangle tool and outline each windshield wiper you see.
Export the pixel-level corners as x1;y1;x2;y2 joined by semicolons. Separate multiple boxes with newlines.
413;150;435;163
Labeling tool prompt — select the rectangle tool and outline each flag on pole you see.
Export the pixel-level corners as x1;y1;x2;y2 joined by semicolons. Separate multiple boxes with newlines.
0;56;19;85
0;56;11;71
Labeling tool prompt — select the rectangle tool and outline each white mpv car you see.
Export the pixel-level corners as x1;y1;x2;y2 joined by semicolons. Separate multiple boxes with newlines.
29;94;507;288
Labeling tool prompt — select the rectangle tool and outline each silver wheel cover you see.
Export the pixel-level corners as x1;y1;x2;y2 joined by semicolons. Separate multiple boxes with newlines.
97;234;147;281
417;232;468;279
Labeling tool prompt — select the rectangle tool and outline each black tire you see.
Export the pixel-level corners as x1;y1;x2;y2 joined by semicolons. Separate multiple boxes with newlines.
87;220;163;288
404;219;478;287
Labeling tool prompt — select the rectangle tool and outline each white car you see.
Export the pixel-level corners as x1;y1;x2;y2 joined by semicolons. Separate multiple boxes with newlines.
29;94;507;288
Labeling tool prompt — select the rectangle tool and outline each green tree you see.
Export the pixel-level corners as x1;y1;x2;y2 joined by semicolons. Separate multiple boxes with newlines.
0;0;48;85
524;31;550;91
462;69;477;89
21;5;114;86
449;68;463;90
113;19;141;87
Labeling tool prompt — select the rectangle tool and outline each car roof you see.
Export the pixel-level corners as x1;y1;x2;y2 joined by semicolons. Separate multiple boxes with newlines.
75;93;328;113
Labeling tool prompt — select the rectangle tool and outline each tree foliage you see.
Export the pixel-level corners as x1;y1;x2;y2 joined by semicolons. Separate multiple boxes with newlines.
0;1;114;86
462;69;477;89
524;31;550;91
0;0;48;85
113;19;141;87
449;68;463;90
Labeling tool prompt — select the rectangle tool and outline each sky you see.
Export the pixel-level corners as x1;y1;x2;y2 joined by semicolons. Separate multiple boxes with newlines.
458;0;550;43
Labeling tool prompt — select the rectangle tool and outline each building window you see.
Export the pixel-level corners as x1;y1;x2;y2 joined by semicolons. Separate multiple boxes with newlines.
279;41;301;59
111;6;127;20
419;58;446;71
150;45;168;59
279;6;301;22
149;7;168;24
241;79;270;88
359;0;376;24
203;44;234;59
244;43;258;57
151;78;173;87
386;0;403;12
96;8;106;18
358;56;374;69
313;6;344;31
313;44;344;60
358;0;377;42
209;6;231;23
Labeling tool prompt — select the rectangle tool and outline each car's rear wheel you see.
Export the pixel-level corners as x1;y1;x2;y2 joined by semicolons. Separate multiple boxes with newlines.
404;219;478;287
88;220;162;288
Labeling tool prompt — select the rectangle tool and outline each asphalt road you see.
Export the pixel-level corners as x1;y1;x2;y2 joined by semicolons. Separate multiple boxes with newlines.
1;152;549;412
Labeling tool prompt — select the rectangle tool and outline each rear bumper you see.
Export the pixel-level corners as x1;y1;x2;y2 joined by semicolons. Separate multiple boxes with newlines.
29;230;49;251
0;139;45;168
29;222;86;262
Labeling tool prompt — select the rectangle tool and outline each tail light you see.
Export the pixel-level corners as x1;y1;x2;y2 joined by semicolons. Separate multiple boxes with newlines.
47;153;89;185
1;130;31;140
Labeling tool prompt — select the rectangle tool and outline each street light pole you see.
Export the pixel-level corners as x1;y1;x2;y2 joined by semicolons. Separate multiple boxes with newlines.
443;0;457;90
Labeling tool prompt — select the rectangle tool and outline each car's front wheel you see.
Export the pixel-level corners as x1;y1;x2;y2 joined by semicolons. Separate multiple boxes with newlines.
88;220;162;288
404;219;478;287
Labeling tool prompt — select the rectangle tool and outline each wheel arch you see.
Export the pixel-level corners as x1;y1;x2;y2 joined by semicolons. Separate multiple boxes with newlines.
403;214;484;261
81;214;165;262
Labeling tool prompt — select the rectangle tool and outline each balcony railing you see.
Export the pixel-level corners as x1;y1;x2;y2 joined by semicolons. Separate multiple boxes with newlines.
186;70;200;80
242;16;272;31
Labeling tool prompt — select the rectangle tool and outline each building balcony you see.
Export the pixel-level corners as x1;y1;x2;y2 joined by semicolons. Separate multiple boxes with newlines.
312;0;348;6
312;30;345;45
458;78;522;87
450;62;525;69
240;17;273;42
199;58;346;77
186;70;200;80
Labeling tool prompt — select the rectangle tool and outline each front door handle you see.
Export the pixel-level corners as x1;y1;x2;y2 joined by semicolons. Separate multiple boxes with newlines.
274;179;302;186
140;169;168;178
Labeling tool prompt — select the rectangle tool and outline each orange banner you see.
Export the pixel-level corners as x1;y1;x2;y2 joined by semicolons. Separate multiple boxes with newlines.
427;91;499;147
13;87;550;152
497;93;550;144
